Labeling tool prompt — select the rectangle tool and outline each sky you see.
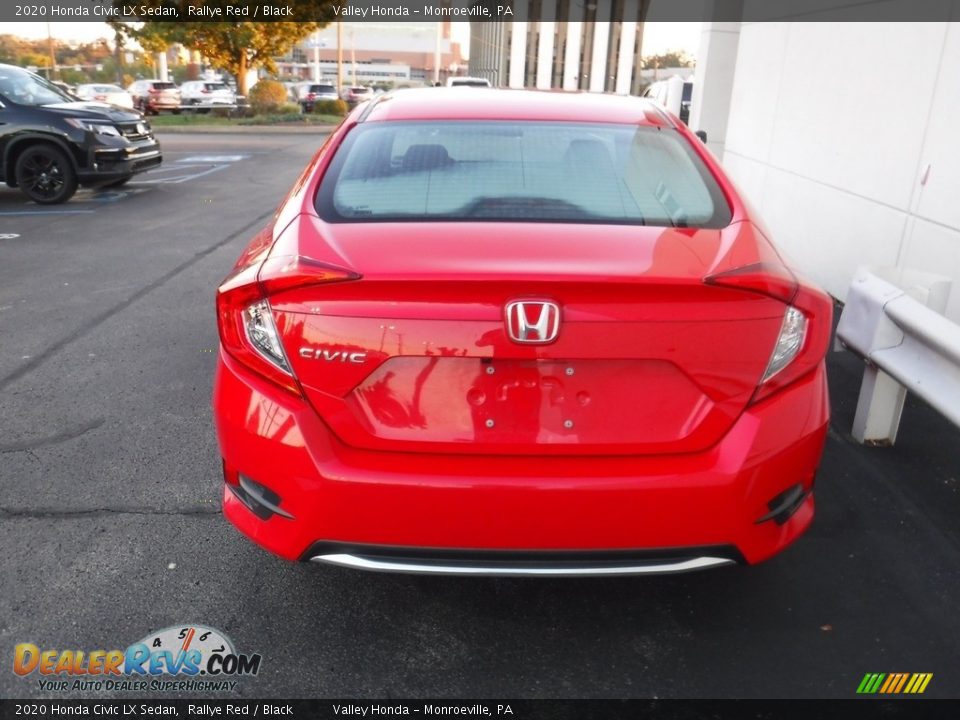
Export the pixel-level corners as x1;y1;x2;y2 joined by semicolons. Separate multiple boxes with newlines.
6;21;702;59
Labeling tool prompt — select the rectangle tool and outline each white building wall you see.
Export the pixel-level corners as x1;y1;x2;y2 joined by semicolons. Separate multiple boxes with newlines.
722;22;960;321
508;20;528;88
589;19;611;92
689;23;740;157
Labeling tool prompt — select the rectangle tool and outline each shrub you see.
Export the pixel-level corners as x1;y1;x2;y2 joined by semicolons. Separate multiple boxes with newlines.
247;80;288;114
313;99;349;116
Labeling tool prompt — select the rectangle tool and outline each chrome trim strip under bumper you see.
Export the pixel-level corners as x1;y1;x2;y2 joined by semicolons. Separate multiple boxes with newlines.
310;553;735;577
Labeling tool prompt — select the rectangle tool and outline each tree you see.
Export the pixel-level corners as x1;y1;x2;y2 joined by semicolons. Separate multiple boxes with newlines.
641;50;695;70
110;1;339;95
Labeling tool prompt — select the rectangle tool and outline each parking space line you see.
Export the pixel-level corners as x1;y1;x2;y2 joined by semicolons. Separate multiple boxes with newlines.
0;210;95;216
176;155;248;163
128;164;229;185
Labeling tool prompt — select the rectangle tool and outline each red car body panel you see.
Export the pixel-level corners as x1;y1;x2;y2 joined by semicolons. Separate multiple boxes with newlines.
213;89;833;570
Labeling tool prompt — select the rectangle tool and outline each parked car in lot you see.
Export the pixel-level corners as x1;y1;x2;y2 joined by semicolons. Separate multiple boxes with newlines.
74;83;134;108
0;64;162;204
446;76;492;87
180;80;236;108
295;82;338;112
342;86;373;105
214;88;832;574
644;78;694;125
51;80;77;97
126;79;181;115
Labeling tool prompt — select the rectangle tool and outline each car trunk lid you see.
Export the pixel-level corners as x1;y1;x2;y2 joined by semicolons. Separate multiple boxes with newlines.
268;216;785;455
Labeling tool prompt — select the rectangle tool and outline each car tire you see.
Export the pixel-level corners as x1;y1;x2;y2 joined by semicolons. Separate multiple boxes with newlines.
15;144;79;205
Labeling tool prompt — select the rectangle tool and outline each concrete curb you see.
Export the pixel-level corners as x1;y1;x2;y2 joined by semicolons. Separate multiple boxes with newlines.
154;124;337;135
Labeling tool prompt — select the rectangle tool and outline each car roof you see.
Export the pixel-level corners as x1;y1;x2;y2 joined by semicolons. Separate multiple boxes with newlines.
362;88;674;126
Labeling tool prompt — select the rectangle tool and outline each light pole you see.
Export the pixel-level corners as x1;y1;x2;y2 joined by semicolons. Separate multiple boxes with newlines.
311;31;321;83
46;22;57;80
336;22;343;96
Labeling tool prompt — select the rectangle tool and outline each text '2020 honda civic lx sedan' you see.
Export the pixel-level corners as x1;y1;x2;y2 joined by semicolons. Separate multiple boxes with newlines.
213;88;833;576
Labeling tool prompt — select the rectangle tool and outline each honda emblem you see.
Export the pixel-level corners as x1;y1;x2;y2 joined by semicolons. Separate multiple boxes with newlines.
505;301;561;344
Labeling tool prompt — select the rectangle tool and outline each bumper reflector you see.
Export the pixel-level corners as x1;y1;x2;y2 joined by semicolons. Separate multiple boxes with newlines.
230;475;294;521
755;483;808;526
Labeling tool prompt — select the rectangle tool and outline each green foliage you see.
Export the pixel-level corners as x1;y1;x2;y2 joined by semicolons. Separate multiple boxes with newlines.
59;69;87;85
108;5;340;95
313;98;348;116
248;79;289;114
641;50;695;70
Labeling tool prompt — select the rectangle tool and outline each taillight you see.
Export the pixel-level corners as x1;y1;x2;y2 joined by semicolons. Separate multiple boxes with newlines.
307;92;316;100
95;94;106;101
148;88;159;94
761;306;807;383
216;254;360;396
706;262;833;403
202;88;211;94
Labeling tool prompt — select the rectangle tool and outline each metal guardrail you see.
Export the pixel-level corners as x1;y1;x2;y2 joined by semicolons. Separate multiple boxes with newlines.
836;267;958;444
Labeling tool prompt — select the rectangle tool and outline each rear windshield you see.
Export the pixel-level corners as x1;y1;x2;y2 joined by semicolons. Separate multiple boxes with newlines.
316;121;731;228
152;82;176;90
311;85;336;93
450;79;490;87
205;83;227;90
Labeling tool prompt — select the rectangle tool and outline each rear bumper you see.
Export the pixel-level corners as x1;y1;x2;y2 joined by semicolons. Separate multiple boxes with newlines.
213;349;829;568
186;98;236;107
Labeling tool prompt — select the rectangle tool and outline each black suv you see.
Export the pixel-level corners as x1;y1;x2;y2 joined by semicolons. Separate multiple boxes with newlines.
0;64;162;204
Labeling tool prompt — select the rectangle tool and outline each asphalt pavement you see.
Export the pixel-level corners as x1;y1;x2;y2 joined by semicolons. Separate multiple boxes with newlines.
0;132;958;700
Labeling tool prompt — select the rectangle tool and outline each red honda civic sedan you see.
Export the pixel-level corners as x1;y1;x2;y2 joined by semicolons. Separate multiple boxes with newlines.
213;88;832;575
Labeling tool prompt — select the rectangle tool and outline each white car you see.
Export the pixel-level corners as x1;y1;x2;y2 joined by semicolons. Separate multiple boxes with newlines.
74;83;133;108
643;78;694;125
180;80;236;108
295;82;339;111
446;76;491;88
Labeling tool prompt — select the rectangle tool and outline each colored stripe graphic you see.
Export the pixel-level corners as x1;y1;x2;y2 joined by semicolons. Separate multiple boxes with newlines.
879;674;894;693
857;672;932;694
856;673;885;694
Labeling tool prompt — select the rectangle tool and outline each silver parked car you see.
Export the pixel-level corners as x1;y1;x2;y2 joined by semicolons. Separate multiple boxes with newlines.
74;83;134;108
126;79;181;115
180;80;236;108
295;82;338;112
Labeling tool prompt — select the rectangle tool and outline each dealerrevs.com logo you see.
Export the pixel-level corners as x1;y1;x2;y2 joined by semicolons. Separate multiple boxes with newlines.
13;624;262;693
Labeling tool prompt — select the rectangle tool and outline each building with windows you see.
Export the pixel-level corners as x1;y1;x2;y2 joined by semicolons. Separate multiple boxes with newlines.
277;22;464;86
469;0;647;93
275;60;412;85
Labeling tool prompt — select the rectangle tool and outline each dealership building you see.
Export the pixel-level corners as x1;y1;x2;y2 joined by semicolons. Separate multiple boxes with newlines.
469;0;647;93
278;22;465;85
691;20;960;322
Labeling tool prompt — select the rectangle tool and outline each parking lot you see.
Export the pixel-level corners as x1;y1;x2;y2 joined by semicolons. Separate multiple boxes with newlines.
0;131;958;699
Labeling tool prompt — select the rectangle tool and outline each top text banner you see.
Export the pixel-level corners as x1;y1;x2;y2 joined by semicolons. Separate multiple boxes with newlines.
3;0;957;24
